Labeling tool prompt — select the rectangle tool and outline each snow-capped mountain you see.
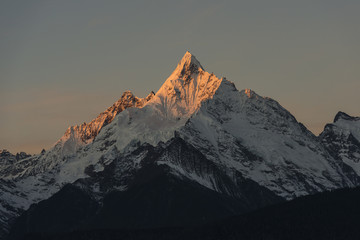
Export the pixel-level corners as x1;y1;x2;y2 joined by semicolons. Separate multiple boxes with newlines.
1;52;360;239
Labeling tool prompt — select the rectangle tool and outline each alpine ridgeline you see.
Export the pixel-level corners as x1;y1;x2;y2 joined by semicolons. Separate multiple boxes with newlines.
1;52;360;239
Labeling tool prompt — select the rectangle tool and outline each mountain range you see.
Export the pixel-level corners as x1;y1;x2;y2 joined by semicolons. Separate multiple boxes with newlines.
1;52;360;239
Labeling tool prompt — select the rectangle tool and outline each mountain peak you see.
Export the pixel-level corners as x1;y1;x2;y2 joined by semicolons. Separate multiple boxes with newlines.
170;51;204;79
149;52;222;119
181;51;203;68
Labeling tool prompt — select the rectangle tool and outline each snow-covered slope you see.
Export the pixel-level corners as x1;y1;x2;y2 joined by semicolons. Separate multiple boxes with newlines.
320;112;360;177
180;80;355;199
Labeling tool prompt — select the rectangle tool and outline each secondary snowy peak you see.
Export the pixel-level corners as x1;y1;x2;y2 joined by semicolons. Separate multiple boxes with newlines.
330;112;360;141
320;112;360;177
149;52;222;119
54;90;155;156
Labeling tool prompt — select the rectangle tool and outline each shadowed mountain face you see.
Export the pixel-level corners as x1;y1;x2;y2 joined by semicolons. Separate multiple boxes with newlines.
1;52;360;239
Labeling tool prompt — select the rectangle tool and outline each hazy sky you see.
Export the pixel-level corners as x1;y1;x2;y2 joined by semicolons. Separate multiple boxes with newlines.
1;0;359;154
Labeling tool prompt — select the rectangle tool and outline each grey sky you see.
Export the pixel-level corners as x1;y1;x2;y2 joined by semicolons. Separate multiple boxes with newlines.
1;0;359;154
